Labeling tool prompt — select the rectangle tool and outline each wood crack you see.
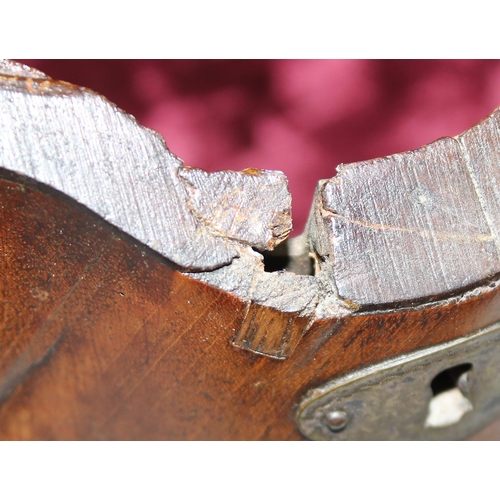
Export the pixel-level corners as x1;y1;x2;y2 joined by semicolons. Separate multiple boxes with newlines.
322;206;493;244
177;166;292;254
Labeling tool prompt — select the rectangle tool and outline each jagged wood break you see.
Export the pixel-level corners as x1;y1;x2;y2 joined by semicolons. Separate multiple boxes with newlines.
2;60;500;439
309;124;500;308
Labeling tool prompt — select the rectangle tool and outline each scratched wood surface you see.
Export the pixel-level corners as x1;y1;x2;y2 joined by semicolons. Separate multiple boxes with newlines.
311;128;500;309
2;60;500;439
1;174;500;439
0;61;292;273
0;60;323;360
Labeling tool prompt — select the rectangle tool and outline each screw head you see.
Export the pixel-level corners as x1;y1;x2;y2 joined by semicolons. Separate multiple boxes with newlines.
325;410;348;432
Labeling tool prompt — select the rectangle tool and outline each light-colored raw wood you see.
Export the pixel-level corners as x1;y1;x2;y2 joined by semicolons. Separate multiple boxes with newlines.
2;60;500;439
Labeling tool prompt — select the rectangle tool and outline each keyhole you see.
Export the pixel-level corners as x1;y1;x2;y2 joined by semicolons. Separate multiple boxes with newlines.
425;363;473;428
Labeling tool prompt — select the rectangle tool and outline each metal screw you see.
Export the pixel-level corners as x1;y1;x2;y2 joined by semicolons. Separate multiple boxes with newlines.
325;410;348;432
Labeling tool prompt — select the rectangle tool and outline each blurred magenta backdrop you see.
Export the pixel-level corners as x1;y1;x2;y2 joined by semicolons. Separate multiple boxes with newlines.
20;60;500;235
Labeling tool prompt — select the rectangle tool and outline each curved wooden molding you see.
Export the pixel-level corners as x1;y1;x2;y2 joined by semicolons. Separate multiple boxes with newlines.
3;59;500;362
2;61;500;439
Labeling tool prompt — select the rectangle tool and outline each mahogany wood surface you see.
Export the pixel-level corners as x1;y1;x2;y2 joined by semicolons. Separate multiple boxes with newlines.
1;173;500;439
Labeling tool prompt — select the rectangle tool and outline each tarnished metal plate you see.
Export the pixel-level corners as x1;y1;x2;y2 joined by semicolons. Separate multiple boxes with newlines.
297;322;500;440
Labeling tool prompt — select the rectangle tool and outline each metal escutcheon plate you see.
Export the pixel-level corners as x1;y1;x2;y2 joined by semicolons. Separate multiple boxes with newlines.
297;322;500;440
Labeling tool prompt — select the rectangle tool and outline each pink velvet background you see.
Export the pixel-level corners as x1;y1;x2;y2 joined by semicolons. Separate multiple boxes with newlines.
20;60;500;235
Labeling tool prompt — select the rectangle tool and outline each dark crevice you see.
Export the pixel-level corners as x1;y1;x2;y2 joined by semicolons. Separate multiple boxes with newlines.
262;250;291;273
431;363;472;396
257;239;315;276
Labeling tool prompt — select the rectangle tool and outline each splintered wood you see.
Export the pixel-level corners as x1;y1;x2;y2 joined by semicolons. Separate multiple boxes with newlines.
4;60;500;440
4;173;500;440
178;166;291;251
310;131;500;308
4;59;500;360
0;60;291;273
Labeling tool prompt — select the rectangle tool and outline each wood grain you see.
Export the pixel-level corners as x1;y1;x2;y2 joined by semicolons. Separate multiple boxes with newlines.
311;125;500;309
2;60;500;439
1;173;500;439
0;60;291;272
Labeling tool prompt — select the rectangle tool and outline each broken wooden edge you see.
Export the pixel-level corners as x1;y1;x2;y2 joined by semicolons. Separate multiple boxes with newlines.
0;60;291;273
3;59;500;360
309;108;500;311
